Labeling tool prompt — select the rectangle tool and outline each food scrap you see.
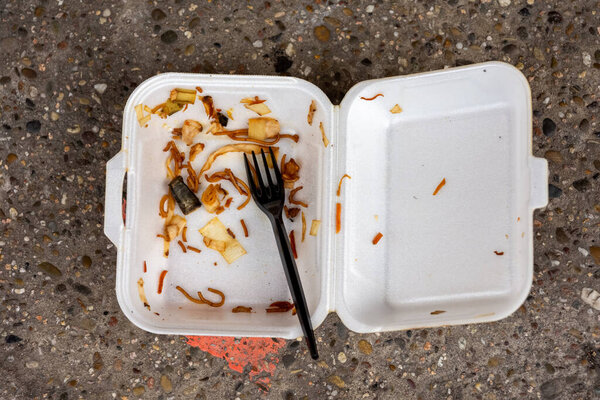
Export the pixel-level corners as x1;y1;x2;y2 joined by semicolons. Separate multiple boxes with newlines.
205;169;251;210
241;96;271;115
137;278;150;310
187;246;201;253
182;227;188;242
494;251;504;256
307;100;317;125
232;306;253;313
248;117;279;140
430;310;446;315
433;178;446;196
372;232;383;245
179;119;203;145
198;144;278;177
284;206;301;219
266;301;295;313
289;230;298;259
281;155;300;189
390;104;403;114
135;104;151;127
177;240;187;253
157;270;168;294
201;183;227;214
199;217;246;264
335;203;342;234
310;220;321;236
301;212;306;242
143;261;147;273
175;285;205;304
240;219;249;237
360;93;384;101
337;174;351;197
198;288;226;307
289;186;308;208
226;108;234;120
319;121;329;147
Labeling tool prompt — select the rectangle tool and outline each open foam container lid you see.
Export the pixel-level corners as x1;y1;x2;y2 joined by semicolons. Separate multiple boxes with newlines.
105;61;548;338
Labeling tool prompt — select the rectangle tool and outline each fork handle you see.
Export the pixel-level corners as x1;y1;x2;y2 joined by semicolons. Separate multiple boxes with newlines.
270;215;319;360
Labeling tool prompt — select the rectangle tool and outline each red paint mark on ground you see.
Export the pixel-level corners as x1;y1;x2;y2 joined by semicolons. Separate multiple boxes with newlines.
186;336;285;388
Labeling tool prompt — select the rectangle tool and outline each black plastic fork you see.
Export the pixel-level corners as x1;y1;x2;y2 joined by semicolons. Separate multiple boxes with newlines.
243;148;319;360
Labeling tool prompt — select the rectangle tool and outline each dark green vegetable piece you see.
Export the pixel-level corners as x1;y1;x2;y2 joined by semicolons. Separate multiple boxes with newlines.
169;176;201;215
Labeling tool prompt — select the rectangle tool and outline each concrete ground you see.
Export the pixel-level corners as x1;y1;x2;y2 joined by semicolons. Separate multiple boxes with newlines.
1;0;599;399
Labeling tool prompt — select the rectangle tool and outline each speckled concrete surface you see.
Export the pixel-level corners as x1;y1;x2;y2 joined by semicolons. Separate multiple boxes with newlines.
1;1;599;399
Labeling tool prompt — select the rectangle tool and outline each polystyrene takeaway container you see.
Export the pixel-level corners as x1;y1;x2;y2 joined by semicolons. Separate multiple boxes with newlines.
104;61;548;339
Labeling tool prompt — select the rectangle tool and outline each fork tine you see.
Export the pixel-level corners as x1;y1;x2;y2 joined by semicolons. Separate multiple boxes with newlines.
260;149;274;188
269;147;283;190
243;154;258;197
251;151;267;193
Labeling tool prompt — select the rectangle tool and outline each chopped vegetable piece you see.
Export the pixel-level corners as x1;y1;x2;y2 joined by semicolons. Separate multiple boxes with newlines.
360;93;384;101
197;288;225;307
203;236;226;252
162;99;183;116
336;174;351;196
195;86;203;93
289;186;308;208
170;88;197;104
198;144;278;176
433;178;446;196
169;176;201;215
157;270;168;294
175;285;205;304
139;114;151;126
180;119;202;145
244;102;271;116
199;217;247;264
165;214;186;241
335;203;341;234
301;212;307;242
281;155;300;189
390;104;403;114
137;278;150;310
248;117;280;140
201;183;226;214
494;251;504;256
187;246;201;253
226;108;234;120
319;121;329;147
310;220;321;236
189;143;205;162
266;301;294;313
143;261;147;273
134;104;144;121
177;240;187;253
240;219;249;237
289;230;298;259
217;112;228;127
232;306;253;313
307;100;317;125
372;232;383;245
430;310;446;315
